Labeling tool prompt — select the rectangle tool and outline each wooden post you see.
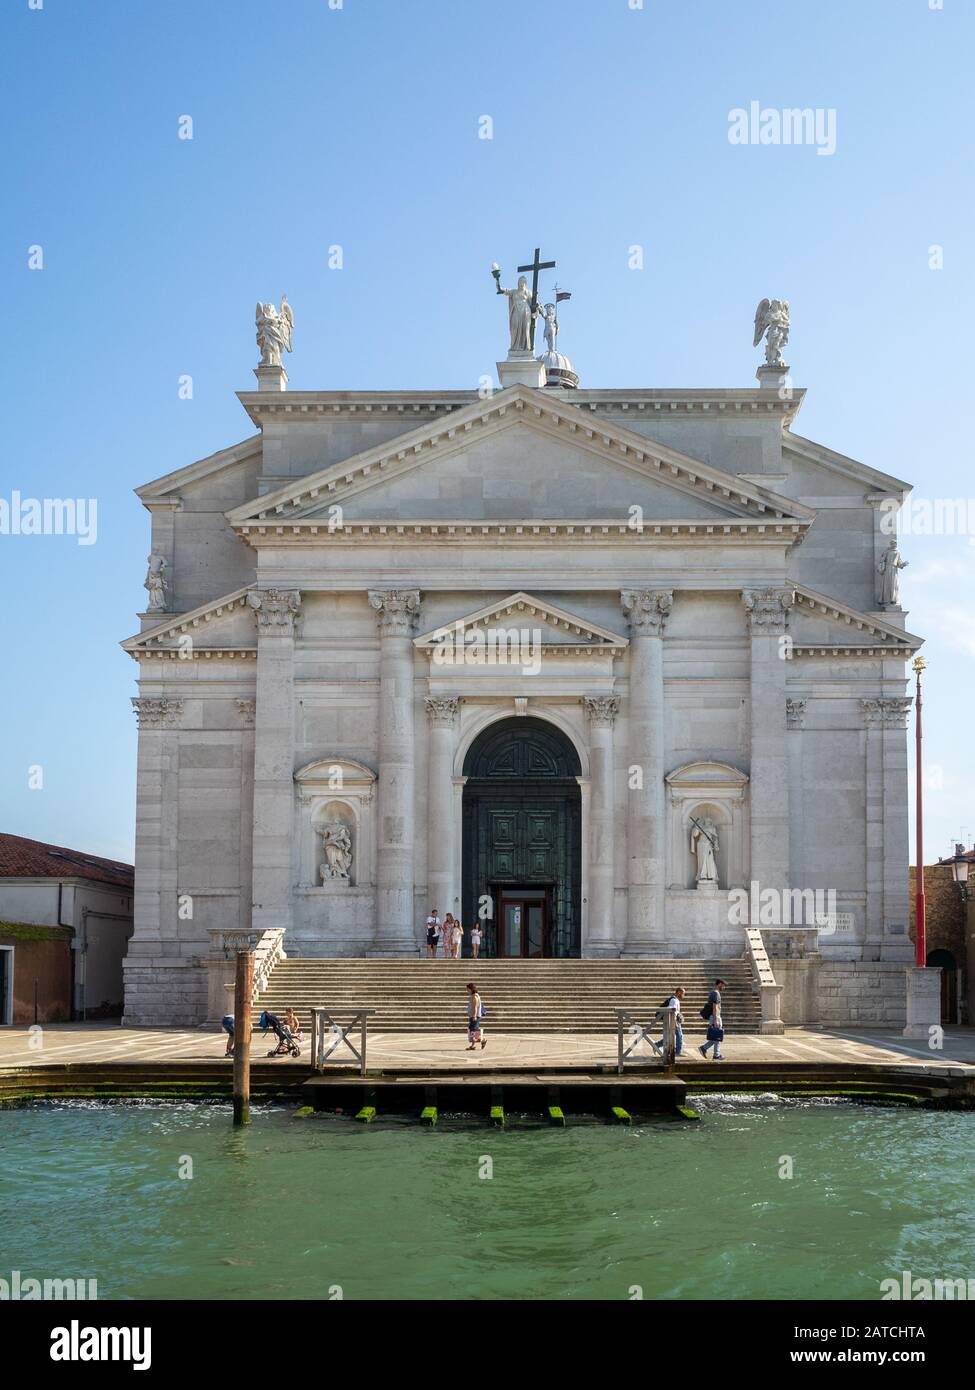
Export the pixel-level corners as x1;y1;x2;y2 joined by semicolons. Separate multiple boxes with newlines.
232;949;254;1126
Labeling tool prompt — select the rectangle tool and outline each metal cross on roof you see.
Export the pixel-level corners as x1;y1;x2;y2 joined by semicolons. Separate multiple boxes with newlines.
517;246;556;352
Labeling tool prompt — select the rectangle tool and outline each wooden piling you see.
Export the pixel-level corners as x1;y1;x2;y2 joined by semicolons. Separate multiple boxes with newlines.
232;949;254;1127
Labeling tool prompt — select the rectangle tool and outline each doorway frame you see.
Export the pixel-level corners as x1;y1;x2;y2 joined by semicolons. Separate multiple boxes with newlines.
495;886;551;958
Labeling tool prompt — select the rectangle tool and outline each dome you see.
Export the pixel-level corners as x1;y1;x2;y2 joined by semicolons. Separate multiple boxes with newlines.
541;350;579;389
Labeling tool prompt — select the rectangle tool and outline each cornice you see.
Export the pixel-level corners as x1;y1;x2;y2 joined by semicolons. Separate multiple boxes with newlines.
236;386;805;427
233;517;809;547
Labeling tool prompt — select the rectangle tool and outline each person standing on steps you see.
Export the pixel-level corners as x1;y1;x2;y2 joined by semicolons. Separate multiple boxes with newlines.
426;907;441;959
466;981;486;1050
441;913;455;958
452;918;464;959
699;978;726;1061
470;922;482;959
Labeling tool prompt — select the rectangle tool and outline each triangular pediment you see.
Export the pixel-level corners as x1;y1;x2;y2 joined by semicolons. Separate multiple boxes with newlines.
415;592;628;655
791;584;922;655
227;385;812;531
121;587;257;660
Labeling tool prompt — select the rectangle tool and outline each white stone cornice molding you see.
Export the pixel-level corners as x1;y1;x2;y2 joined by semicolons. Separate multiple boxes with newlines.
583;695;620;728
860;697;912;729
131;696;183;729
620;589;674;637
425;696;459;727
236;698;256;727
369;588;421;636
786;698;806;730
247;588;301;636
741;586;796;634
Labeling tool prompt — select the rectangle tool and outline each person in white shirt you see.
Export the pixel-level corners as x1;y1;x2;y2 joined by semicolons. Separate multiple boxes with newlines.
425;908;441;959
655;986;685;1058
470;924;482;959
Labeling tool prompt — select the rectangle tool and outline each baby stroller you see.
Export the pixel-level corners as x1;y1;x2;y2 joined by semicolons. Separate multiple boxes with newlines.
258;1010;301;1058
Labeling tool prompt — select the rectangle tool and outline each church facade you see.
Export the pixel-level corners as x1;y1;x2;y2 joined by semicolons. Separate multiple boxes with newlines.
121;323;921;1028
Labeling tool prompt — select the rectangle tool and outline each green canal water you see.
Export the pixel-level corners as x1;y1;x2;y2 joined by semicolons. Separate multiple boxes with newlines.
1;1098;972;1301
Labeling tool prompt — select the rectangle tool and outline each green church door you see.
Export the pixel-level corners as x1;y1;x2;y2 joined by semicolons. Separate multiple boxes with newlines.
461;718;581;958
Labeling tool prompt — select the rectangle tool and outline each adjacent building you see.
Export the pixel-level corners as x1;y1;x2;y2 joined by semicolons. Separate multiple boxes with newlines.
0;833;134;1024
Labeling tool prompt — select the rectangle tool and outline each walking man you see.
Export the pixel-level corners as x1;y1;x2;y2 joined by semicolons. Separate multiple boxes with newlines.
425;907;441;959
656;986;685;1058
699;978;726;1061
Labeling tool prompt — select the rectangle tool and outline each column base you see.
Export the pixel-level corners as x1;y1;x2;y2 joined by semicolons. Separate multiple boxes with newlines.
367;945;422;959
585;943;622;959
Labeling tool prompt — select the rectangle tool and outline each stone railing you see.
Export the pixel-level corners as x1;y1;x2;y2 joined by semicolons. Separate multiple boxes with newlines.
743;927;785;1034
252;928;287;999
205;926;287;1023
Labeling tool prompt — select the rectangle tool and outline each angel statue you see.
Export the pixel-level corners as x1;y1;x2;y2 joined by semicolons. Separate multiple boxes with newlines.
753;298;790;367
144;553;167;612
320;824;353;882
877;536;908;608
255;295;294;367
690;815;720;886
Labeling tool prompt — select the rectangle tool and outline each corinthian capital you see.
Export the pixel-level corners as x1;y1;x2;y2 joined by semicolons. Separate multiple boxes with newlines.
425;696;459;727
131;696;183;729
741;586;795;634
584;695;620;728
247;588;301;636
369;588;420;636
860;696;912;729
620;589;673;636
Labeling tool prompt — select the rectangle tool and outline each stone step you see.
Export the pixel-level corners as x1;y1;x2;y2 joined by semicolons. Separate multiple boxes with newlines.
253;957;760;1032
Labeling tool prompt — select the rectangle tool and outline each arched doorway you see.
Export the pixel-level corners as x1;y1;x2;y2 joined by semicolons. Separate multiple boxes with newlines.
927;949;958;1024
462;717;582;958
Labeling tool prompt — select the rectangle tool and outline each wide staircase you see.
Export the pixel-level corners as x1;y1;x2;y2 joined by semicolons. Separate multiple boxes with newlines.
254;958;761;1034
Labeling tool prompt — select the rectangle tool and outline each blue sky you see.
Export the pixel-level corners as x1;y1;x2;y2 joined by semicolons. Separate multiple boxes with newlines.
1;0;972;865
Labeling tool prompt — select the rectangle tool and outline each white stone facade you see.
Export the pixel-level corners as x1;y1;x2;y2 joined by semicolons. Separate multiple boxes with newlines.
121;379;922;1026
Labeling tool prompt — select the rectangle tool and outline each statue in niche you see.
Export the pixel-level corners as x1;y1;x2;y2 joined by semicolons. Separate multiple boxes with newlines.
320;824;353;882
690;815;720;886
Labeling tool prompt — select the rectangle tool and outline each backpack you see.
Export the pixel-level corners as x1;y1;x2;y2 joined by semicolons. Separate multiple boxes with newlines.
699;1002;713;1021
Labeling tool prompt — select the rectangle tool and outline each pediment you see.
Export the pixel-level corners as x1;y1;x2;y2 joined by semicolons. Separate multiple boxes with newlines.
295;757;377;789
227;385;812;532
415;592;628;656
121;587;256;660
791;585;922;655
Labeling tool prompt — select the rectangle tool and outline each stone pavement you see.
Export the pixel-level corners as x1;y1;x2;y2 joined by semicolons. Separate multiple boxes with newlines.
1;1022;973;1074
